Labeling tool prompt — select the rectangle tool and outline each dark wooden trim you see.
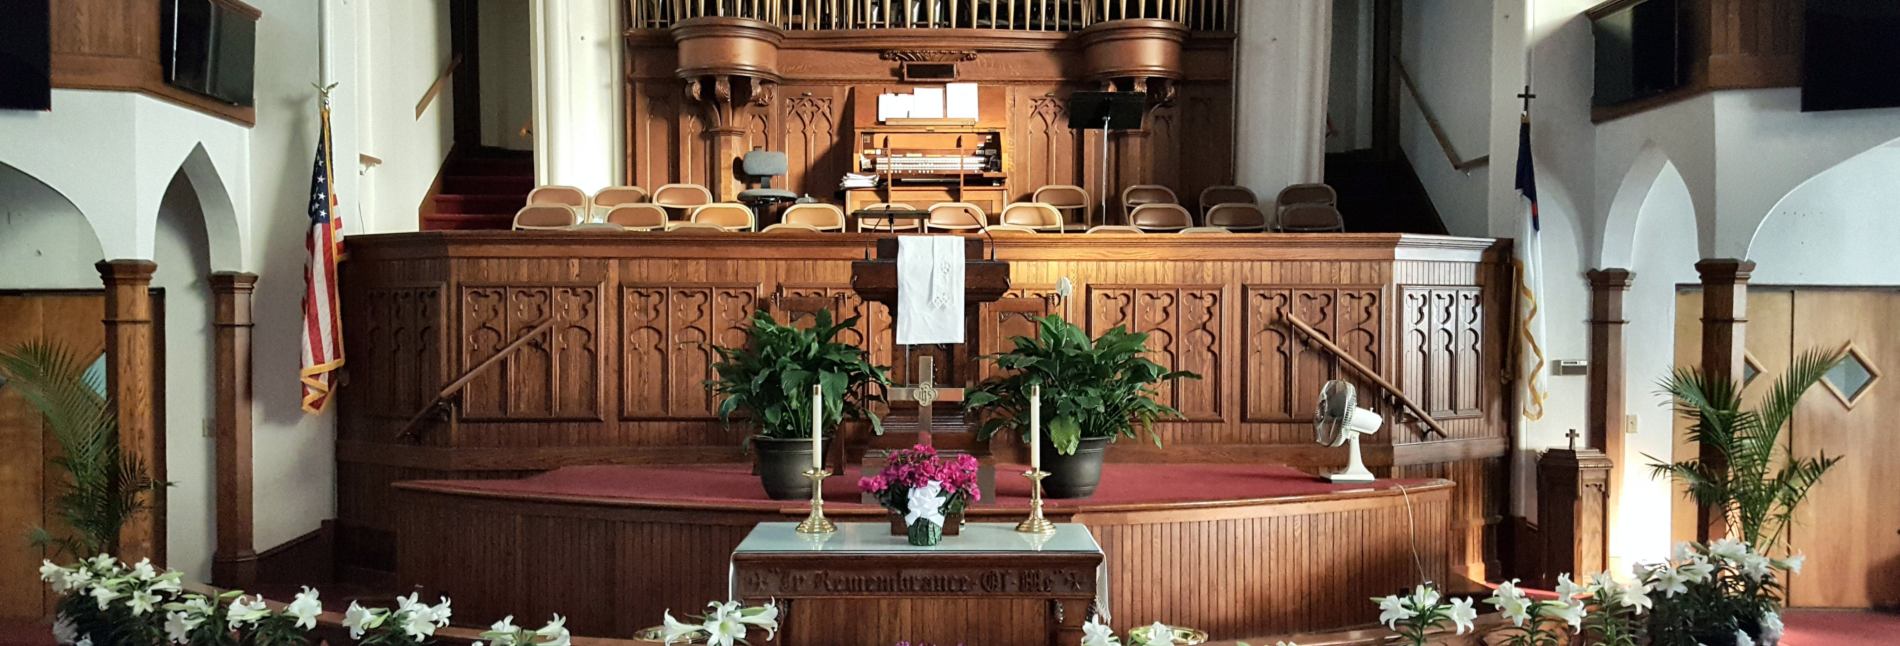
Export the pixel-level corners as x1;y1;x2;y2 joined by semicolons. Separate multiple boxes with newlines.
211;272;259;588
96;259;161;563
449;0;483;145
1591;85;1707;125
1370;0;1401;162
1694;258;1753;541
255;521;335;587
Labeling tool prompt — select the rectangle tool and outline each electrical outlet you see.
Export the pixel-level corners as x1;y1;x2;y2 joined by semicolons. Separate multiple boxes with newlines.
1626;414;1638;434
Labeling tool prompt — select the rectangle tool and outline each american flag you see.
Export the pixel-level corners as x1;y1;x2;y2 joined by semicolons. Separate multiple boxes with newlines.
300;105;345;413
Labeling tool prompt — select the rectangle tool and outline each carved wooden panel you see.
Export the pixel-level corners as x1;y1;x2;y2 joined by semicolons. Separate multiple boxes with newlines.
633;81;684;190
1088;285;1226;422
620;283;761;419
459;285;603;421
1018;93;1086;201
1241;286;1383;423
769;284;885;365
779;87;847;197
361;286;445;421
976;287;1062;379
1400;286;1484;420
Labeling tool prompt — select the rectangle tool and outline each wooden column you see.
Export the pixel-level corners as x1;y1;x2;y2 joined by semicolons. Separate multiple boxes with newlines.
210;272;259;587
96;260;161;563
1694;259;1754;541
1538;440;1613;587
1586;268;1632;548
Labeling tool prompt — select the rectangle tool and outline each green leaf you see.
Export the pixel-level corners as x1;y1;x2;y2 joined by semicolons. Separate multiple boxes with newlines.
1049;416;1081;455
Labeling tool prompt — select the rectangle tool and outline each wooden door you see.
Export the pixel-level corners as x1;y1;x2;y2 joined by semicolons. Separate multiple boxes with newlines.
0;292;105;619
1787;289;1900;609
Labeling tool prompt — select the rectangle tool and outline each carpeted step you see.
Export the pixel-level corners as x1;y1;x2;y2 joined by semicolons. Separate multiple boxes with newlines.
444;174;534;196
446;157;534;177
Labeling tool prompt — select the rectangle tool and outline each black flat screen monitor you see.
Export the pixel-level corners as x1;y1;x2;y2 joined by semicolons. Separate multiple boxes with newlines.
163;0;256;107
0;0;52;111
1067;92;1146;130
1803;0;1900;112
1592;0;1686;107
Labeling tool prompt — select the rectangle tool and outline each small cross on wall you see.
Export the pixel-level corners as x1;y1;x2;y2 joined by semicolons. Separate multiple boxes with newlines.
1565;428;1581;451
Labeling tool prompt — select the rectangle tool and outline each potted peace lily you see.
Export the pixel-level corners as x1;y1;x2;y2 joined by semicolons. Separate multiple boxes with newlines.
965;315;1198;498
710;309;889;500
859;444;980;546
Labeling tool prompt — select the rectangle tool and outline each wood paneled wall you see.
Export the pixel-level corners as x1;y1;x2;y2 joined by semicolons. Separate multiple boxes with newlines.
337;232;1512;582
392;480;1452;640
624;31;1235;213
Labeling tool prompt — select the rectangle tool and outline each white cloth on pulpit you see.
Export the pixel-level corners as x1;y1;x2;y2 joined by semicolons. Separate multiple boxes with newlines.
896;235;964;345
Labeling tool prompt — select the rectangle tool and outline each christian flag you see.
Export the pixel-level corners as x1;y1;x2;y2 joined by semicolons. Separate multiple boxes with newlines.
300;105;345;413
1513;116;1548;421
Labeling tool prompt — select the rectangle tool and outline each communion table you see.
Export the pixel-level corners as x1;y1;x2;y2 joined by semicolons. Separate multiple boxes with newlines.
730;522;1104;646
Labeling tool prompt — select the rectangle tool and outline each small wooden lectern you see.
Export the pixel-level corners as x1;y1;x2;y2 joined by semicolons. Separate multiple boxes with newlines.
1537;430;1614;588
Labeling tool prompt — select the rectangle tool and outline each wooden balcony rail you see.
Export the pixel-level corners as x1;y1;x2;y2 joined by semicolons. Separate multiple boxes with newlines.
1393;57;1490;174
630;0;1236;32
1283;312;1451;440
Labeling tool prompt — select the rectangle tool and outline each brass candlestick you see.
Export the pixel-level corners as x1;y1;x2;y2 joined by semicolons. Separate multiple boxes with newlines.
795;468;836;534
1015;469;1056;534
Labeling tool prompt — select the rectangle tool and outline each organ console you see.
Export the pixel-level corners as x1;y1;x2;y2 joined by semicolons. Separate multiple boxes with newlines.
846;85;1013;217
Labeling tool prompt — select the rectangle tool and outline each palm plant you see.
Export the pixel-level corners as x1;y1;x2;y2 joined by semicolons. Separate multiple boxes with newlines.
709;309;890;439
0;340;164;558
1647;348;1845;553
965;315;1198;455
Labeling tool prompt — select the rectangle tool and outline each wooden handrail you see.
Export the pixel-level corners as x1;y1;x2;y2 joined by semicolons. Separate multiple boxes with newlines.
416;54;464;119
1392;57;1490;174
395;316;557;442
1282;312;1450;440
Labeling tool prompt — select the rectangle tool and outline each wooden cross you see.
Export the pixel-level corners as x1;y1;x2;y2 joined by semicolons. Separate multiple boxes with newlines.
1566;428;1581;451
886;355;964;446
1518;85;1538;113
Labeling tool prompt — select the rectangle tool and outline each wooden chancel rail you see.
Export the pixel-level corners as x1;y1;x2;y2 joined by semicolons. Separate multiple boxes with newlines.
395;316;558;442
336;231;1514;586
630;0;1239;32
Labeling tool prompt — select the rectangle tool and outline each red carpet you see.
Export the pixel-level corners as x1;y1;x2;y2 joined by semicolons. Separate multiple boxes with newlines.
1782;609;1900;646
0;619;55;646
410;463;1435;510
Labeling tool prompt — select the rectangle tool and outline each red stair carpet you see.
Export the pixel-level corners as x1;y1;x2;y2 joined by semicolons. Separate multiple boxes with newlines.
422;147;533;231
1782;608;1900;646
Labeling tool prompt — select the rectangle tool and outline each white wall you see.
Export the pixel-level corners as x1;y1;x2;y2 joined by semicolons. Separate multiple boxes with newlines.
356;0;457;234
1398;0;1493;236
532;0;623;192
1327;0;1375;153
1618;161;1700;566
0;164;105;289
152;172;218;582
481;0;535;151
1234;0;1331;199
1749;139;1900;285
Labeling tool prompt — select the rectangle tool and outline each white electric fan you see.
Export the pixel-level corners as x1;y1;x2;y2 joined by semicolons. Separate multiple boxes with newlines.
1314;380;1384;483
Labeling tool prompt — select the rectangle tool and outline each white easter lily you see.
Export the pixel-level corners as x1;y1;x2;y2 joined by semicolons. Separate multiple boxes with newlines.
1081;615;1117;646
1409;584;1441;608
227;595;271;628
701;612;747;646
1650;564;1691;598
127;589;161;616
535;614;571;646
1617;582;1653;615
1142;621;1174;645
1735;628;1756;646
429;596;455;627
661;610;701;644
1377;595;1415;629
1446;597;1477;634
737;602;779;640
1544;600;1587;632
164;611;204;644
285;587;323;630
1775;554;1805;574
343;602;386;640
1739;553;1773;581
402;609;441;640
90;585;123;611
1708;538;1749;563
131;558;157;581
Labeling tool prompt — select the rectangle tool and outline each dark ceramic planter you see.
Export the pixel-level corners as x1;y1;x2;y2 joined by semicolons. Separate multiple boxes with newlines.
753;436;824;500
887;511;963;536
1041;435;1110;499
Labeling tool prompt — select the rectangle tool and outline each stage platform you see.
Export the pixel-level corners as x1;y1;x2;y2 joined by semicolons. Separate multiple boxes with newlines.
391;464;1452;641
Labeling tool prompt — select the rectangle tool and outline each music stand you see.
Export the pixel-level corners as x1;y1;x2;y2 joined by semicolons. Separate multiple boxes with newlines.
1068;91;1146;225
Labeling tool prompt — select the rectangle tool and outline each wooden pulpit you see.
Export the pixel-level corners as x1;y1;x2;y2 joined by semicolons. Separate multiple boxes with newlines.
851;236;1011;498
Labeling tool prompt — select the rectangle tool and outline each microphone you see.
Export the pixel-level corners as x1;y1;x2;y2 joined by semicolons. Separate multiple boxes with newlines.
968;205;998;261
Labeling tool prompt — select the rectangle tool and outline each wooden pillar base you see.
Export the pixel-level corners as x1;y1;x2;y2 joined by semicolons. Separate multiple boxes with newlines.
1586;268;1632;555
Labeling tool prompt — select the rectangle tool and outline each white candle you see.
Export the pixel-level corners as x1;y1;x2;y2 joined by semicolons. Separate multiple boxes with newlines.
1029;385;1041;469
812;384;824;471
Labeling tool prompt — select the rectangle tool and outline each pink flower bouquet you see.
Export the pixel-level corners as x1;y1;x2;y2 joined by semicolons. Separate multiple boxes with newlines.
859;445;980;544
